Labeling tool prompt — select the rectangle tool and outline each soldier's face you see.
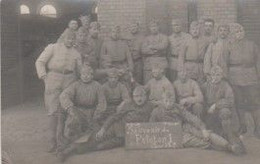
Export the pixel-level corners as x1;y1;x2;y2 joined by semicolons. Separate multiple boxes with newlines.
235;28;245;40
130;24;139;34
81;19;90;28
64;36;75;48
133;91;146;106
89;27;99;38
190;26;200;38
69;21;78;31
108;76;119;87
204;22;214;34
218;27;229;39
172;22;181;33
149;24;159;35
152;68;164;80
81;70;93;83
211;72;223;84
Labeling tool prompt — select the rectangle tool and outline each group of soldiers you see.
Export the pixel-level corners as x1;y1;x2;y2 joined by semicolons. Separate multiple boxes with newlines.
35;15;260;162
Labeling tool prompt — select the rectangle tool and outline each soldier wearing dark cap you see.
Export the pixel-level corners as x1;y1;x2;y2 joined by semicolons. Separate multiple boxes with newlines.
227;23;260;138
35;31;82;152
57;86;154;162
58;20;78;44
141;20;169;83
99;68;130;124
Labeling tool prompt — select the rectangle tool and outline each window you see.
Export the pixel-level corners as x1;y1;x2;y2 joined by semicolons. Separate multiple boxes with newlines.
39;5;57;18
20;5;30;14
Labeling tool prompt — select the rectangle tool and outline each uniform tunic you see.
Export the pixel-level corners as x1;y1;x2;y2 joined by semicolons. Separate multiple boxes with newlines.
141;33;169;83
180;37;210;83
145;76;175;104
168;32;191;81
100;38;133;71
59;80;106;140
125;33;144;84
204;39;230;78
101;82;130;120
35;43;82;115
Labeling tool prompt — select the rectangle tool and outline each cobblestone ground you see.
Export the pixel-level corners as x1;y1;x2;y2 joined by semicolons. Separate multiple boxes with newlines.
2;100;260;164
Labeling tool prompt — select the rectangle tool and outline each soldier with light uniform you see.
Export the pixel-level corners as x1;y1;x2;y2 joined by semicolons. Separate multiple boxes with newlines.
179;21;208;84
141;20;168;83
145;65;175;106
168;19;191;82
227;23;260;138
35;32;82;152
204;24;230;79
173;67;204;118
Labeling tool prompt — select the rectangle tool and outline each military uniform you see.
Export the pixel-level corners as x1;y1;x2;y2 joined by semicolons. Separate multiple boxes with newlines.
168;32;191;82
35;43;82;150
201;80;240;139
141;33;168;83
145;76;175;105
180;36;210;84
100;81;130;123
204;39;230;78
174;78;204;117
228;38;260;134
59;80;106;141
125;33;144;84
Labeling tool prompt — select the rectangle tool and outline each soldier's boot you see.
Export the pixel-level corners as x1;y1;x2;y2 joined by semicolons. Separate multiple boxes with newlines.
95;137;124;151
209;133;245;155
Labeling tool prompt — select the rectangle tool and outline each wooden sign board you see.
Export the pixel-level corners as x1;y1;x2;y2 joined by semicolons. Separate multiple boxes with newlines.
125;122;183;150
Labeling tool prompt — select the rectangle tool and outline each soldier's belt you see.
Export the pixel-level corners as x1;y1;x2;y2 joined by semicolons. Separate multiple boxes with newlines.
185;59;203;63
50;69;73;75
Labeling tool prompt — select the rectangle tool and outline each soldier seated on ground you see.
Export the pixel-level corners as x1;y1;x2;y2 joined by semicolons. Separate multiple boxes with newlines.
173;67;204;118
57;86;154;162
202;66;243;151
58;20;79;43
58;66;106;145
98;68;130;124
145;65;175;106
150;92;245;155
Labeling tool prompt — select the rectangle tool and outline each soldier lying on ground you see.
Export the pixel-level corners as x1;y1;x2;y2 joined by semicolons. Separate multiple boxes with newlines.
58;66;106;146
173;67;204;118
56;86;154;162
150;91;245;155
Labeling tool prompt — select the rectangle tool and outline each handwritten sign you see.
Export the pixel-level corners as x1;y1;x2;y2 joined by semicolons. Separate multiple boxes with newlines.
125;122;183;150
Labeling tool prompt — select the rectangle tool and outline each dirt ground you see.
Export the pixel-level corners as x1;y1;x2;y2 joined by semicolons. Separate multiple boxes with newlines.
2;100;260;164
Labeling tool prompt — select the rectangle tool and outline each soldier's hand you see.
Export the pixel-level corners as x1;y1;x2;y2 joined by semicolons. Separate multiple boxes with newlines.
96;128;105;141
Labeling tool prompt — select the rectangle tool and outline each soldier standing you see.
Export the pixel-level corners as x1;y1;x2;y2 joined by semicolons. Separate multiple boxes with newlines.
35;32;82;152
78;15;91;39
202;18;215;44
228;23;260;138
173;67;204;118
141;20;168;83
58;20;78;43
179;21;208;85
124;22;144;84
168;19;191;82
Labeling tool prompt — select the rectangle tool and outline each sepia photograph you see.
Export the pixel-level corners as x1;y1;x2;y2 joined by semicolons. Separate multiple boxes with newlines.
1;0;260;163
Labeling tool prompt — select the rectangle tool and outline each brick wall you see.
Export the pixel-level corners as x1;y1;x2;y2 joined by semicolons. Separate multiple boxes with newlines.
197;0;237;25
97;0;146;37
1;0;23;108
